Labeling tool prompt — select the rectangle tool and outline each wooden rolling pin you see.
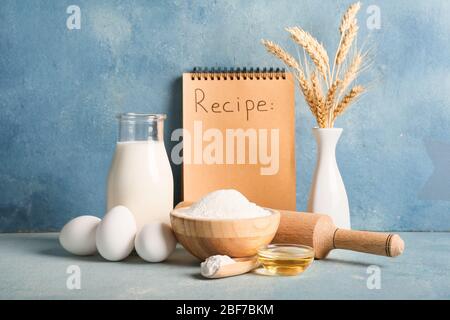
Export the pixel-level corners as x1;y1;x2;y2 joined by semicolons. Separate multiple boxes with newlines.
273;210;404;259
174;202;405;259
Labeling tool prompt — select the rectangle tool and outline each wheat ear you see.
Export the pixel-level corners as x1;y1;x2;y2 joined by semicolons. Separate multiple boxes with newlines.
297;71;320;123
261;39;321;124
333;85;365;121
285;27;330;82
310;72;326;127
340;52;362;95
331;2;361;80
325;80;341;127
336;21;359;65
339;2;361;34
261;39;301;71
311;72;324;105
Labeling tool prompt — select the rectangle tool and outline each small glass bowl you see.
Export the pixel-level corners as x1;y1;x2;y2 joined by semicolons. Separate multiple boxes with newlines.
257;244;315;276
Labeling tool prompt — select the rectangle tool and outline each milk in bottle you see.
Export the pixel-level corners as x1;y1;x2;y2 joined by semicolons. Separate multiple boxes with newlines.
107;113;173;230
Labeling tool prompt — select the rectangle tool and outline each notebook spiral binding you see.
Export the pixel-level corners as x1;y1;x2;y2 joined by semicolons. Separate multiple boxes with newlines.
191;67;287;80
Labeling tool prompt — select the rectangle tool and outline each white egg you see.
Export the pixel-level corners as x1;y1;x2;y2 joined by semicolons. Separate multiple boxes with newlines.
96;206;137;261
59;215;101;255
135;222;177;262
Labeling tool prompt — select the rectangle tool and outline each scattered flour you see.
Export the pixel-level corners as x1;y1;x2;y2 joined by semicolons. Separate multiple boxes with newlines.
200;255;235;278
183;189;271;219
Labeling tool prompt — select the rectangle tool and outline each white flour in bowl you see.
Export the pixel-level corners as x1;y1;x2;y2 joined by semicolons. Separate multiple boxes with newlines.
182;189;271;219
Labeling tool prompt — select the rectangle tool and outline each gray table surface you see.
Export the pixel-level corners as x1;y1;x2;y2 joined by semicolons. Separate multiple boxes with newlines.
0;232;448;300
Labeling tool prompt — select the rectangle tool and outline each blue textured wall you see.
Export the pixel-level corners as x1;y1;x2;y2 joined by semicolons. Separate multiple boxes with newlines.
0;0;449;232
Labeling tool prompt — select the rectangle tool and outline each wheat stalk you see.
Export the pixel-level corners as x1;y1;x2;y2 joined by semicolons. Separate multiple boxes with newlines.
261;39;301;71
261;2;368;128
339;2;361;34
286;27;330;82
261;39;324;125
333;85;365;122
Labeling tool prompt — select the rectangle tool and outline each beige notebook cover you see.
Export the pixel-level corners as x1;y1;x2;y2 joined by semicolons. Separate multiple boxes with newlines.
182;69;296;210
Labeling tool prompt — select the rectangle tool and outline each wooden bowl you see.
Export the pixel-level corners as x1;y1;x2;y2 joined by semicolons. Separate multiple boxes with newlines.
170;207;280;260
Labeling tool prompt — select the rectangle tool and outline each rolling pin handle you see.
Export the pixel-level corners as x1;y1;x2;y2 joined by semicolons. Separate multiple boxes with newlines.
333;229;405;257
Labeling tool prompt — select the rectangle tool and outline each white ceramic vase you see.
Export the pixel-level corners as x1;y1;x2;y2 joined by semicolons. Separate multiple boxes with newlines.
307;127;351;229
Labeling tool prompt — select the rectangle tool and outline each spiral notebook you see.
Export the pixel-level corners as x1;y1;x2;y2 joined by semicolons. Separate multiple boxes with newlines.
181;67;296;210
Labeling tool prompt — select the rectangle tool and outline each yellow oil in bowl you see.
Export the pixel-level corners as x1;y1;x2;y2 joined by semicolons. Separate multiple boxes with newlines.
257;244;314;276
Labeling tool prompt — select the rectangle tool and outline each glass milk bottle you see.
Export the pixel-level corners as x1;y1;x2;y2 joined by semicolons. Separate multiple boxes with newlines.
107;113;173;230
